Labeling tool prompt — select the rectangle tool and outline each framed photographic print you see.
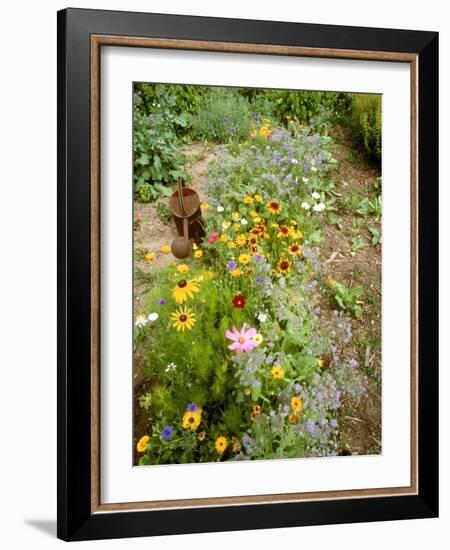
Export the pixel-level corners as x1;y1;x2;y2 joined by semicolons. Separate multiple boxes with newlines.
57;8;439;541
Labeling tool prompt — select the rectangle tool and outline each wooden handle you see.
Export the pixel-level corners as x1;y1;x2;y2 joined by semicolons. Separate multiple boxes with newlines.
183;217;189;240
177;177;186;217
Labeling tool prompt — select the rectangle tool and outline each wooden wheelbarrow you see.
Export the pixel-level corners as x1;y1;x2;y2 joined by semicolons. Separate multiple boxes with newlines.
169;177;205;259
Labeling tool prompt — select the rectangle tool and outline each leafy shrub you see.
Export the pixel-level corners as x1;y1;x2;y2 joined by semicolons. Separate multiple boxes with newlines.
346;94;382;163
190;88;253;142
133;86;190;201
250;90;349;133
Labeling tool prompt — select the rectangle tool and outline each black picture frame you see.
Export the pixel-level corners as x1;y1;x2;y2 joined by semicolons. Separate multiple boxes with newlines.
57;7;438;541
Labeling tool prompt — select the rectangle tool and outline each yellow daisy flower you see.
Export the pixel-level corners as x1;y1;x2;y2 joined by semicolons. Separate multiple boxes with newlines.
160;245;171;254
172;279;200;304
136;435;150;453
201;202;209;210
176;263;190;274
254;194;263;203
170;306;196;332
271;365;284;380
230;268;242;278
232;212;241;222
250;210;258;218
144;252;156;263
233;224;241;232
227;242;237;249
235;234;247;247
220;234;228;243
182;411;201;430
194;249;203;259
327;277;335;288
238;253;251;265
291;397;303;412
222;220;231;230
288;413;300;424
243;195;254;205
215;436;228;454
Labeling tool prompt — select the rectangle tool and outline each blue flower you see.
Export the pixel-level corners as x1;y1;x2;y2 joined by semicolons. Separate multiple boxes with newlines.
255;276;264;285
253;254;263;264
226;260;237;271
158;298;166;305
186;402;198;412
161;425;173;441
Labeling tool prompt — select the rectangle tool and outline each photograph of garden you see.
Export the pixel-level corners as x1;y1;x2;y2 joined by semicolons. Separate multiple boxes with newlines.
132;83;382;466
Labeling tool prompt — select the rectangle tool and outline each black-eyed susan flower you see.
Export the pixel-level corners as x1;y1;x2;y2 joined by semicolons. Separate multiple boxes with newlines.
182;411;201;430
288;244;302;256
271;365;284;380
291;396;303;412
136;435;150;453
277;258;292;274
172;279;200;304
277;226;290;239
288;413;300;424
170;307;196;332
267;200;282;214
215;436;228;454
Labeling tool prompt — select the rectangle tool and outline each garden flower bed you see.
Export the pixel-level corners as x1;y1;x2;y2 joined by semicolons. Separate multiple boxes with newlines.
133;110;380;465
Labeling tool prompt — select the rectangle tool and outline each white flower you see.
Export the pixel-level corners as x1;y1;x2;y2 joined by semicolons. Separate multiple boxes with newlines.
301;202;311;210
311;166;318;172
217;205;224;212
302;177;309;184
290;158;298;164
240;218;248;225
311;191;321;200
257;312;268;323
147;312;159;322
135;314;147;328
165;362;177;373
313;202;326;213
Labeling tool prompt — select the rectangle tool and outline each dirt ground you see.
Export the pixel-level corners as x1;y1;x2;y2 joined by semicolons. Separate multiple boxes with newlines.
133;128;382;459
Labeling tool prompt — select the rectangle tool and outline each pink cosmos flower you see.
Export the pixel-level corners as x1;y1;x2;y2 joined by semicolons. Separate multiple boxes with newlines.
208;231;220;244
225;323;258;353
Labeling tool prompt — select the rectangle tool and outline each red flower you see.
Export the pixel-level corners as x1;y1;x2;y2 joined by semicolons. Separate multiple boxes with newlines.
232;294;246;309
208;231;220;244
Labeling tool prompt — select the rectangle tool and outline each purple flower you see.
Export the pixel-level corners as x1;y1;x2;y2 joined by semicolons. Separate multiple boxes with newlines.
227;260;237;271
330;419;338;429
186;402;198;412
253;254;263;263
306;419;318;436
158;298;166;305
274;154;282;163
255;276;264;285
161;425;173;441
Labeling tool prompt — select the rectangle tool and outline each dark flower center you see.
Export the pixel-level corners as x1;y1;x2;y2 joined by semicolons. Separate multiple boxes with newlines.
188;417;194;423
179;314;187;322
280;261;289;270
270;202;279;210
178;279;187;288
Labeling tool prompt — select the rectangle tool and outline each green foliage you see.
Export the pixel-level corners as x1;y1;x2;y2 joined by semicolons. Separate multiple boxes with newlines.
133;85;190;202
329;280;364;318
190;88;253;142
346;94;382;163
250;90;350;133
